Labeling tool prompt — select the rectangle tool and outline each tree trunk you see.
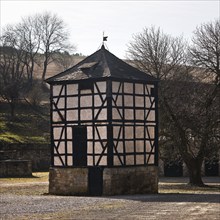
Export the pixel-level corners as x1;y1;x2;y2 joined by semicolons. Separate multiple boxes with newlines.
42;60;48;81
185;158;205;186
30;60;34;85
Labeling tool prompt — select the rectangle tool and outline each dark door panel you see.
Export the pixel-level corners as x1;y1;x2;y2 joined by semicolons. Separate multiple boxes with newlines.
72;126;87;166
89;167;103;196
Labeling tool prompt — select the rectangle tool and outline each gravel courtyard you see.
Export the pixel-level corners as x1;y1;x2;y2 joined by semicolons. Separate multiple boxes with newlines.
0;175;219;220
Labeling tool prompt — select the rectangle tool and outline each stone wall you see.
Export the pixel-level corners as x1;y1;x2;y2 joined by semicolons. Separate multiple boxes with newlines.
49;167;89;195
0;144;50;171
49;166;158;196
159;160;220;177
103;166;158;195
0;160;32;177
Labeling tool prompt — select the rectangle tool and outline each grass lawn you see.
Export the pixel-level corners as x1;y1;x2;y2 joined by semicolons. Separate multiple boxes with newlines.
0;172;49;184
159;178;220;194
0;101;50;145
0;172;49;196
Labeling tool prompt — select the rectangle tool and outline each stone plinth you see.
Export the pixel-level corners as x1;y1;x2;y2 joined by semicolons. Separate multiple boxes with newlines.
49;167;89;195
103;166;158;195
49;166;158;196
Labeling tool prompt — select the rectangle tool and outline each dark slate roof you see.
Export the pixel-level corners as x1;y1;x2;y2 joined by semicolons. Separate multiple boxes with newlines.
46;45;157;84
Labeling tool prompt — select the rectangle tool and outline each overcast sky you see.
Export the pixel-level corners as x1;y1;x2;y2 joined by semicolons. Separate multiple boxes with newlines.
1;0;219;59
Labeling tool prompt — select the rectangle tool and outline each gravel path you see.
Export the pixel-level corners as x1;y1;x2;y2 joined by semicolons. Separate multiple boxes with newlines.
0;177;220;220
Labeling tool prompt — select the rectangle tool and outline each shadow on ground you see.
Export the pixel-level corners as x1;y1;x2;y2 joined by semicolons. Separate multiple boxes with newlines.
108;193;220;204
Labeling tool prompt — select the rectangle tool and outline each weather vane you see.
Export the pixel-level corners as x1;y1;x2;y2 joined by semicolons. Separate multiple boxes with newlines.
102;31;108;45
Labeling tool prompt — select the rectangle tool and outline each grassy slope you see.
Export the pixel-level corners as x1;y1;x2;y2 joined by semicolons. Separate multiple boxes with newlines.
0;101;50;145
0;57;59;146
0;55;85;145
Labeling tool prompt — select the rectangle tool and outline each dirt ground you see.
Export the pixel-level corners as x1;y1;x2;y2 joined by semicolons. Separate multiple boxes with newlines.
0;174;219;220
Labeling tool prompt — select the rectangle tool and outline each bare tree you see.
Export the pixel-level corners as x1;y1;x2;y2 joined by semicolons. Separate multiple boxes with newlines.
127;27;188;80
159;78;219;186
1;12;74;82
185;19;220;184
36;12;74;80
15;15;41;85
127;25;219;186
0;26;27;116
1;12;75;115
190;19;220;85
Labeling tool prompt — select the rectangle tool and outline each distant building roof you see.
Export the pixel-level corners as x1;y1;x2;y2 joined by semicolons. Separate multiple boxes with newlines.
46;45;157;84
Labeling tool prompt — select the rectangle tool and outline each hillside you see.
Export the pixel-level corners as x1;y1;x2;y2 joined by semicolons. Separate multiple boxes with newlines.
0;101;50;146
34;56;85;79
0;53;85;146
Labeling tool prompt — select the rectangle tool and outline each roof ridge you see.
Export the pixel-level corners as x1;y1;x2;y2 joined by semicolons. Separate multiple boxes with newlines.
100;45;111;77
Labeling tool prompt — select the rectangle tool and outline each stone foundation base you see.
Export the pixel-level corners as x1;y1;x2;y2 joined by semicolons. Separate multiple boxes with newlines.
49;167;88;196
49;166;158;196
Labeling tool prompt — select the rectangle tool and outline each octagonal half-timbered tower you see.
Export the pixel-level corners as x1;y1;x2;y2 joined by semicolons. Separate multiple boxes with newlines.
46;45;158;196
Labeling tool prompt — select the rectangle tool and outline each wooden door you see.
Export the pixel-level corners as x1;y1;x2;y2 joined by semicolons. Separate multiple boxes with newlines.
72;126;87;166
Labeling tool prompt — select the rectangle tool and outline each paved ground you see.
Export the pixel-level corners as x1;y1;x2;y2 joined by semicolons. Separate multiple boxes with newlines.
0;177;220;220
